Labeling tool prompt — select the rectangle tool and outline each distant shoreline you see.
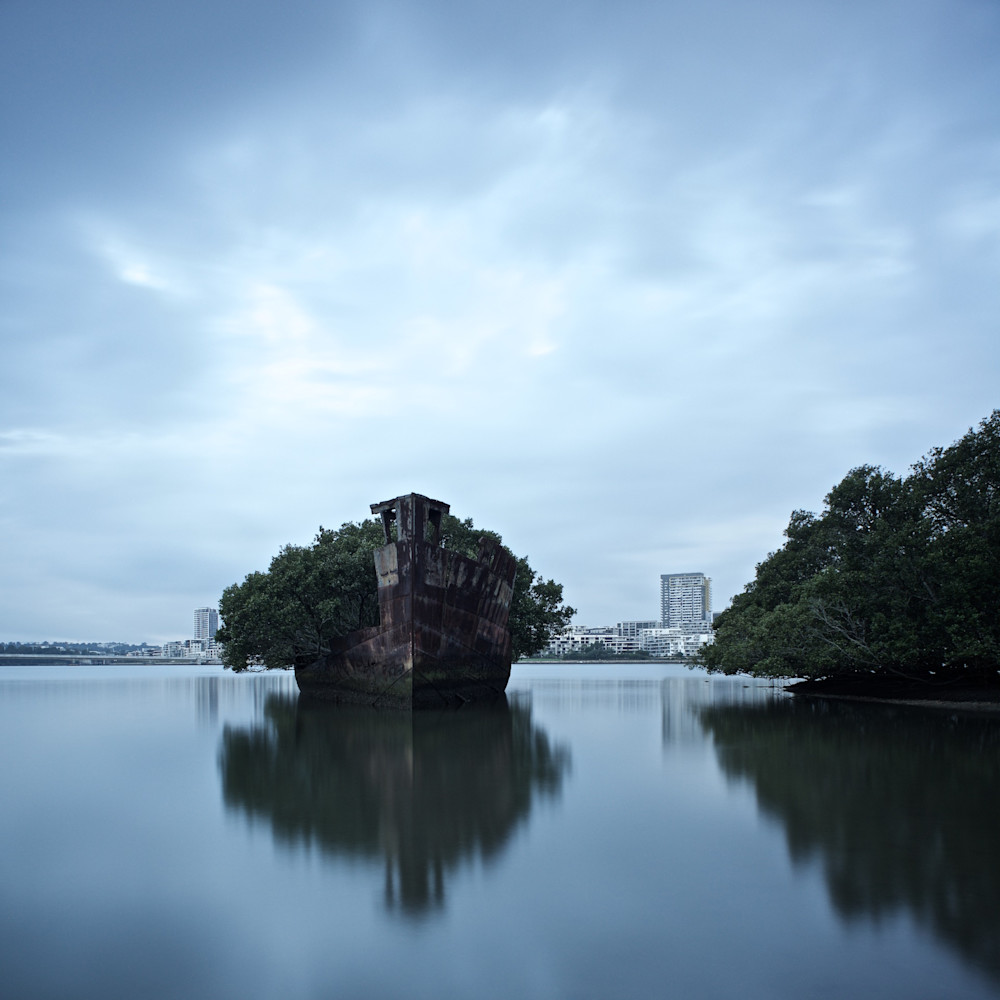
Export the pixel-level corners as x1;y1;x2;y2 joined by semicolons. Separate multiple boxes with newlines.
0;655;221;666
516;657;695;665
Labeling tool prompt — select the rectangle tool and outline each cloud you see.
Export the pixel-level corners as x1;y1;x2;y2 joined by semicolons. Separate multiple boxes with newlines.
1;0;999;638
0;430;67;457
88;229;190;296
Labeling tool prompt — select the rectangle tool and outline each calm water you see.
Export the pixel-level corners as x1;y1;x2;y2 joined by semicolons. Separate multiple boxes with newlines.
1;662;998;1000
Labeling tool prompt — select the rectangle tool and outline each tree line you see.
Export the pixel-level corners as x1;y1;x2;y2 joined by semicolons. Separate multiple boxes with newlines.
0;641;149;655
700;411;1000;686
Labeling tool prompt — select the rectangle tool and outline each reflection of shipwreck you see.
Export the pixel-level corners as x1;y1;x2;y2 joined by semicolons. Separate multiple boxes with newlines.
295;493;518;708
219;694;570;915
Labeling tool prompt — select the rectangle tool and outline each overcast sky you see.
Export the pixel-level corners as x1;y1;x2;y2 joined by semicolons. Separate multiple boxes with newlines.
2;0;998;642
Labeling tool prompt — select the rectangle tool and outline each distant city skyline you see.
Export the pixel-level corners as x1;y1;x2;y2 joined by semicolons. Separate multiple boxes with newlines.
545;569;715;657
0;606;225;655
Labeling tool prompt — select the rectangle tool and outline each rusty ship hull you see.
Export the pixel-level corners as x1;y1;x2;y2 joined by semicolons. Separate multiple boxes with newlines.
295;494;518;708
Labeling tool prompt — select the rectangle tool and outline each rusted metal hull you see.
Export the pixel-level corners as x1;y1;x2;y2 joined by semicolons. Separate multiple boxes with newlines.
295;495;518;708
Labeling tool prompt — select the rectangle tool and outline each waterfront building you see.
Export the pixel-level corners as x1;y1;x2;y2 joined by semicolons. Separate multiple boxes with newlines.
160;638;221;661
544;626;614;657
639;626;714;657
541;621;711;658
194;607;219;642
616;620;660;639
638;627;685;657
542;626;645;657
660;573;711;628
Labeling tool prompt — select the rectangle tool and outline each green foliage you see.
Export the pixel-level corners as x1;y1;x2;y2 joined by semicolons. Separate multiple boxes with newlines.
509;561;575;661
701;411;1000;682
549;642;653;661
216;512;574;670
571;641;613;661
216;520;384;671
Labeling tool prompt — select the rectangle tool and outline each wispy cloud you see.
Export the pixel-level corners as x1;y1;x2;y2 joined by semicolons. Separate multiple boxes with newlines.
1;0;998;639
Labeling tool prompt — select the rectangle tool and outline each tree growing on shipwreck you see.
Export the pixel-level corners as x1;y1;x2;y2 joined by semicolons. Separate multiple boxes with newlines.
216;500;575;674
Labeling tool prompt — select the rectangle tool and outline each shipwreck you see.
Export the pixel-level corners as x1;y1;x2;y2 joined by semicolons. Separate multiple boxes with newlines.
294;493;518;708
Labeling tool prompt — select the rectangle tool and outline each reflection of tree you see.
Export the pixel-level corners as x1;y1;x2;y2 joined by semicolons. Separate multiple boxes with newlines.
699;698;1000;983
219;694;569;915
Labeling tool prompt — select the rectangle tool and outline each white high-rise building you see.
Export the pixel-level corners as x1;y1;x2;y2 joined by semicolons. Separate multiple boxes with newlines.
660;573;711;629
193;607;219;641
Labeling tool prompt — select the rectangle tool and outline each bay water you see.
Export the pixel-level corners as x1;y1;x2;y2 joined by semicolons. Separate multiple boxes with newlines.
1;662;997;999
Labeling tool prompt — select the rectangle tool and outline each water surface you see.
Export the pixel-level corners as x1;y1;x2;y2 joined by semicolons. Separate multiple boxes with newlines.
1;663;997;999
